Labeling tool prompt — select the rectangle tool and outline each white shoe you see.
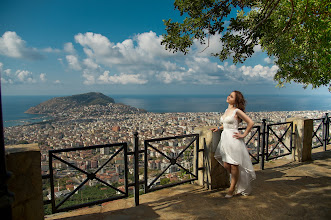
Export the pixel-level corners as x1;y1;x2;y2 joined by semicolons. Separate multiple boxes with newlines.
225;194;233;198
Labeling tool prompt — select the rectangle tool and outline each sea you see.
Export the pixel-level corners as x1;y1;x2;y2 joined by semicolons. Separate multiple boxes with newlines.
1;94;331;127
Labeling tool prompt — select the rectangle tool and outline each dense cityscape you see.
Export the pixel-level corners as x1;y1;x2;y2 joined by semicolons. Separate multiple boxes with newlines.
4;104;329;211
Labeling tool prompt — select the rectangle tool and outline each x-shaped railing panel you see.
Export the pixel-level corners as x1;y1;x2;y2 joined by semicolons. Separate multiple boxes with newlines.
312;119;324;148
144;134;199;193
239;126;260;164
266;122;293;160
49;143;128;213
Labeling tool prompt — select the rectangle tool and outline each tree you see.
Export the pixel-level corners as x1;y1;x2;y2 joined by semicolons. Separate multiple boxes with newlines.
162;0;331;90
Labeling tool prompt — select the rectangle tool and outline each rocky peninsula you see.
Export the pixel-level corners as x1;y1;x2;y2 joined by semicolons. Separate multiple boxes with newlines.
24;92;146;115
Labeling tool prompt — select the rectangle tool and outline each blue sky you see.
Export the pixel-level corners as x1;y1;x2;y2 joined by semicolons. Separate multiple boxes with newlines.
0;0;329;96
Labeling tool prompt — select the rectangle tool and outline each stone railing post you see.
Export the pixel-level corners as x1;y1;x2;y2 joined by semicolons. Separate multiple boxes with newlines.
5;144;44;220
286;118;313;162
194;127;229;189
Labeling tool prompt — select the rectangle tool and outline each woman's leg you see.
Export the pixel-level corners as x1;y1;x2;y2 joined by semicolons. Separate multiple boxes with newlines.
228;164;239;195
223;162;231;173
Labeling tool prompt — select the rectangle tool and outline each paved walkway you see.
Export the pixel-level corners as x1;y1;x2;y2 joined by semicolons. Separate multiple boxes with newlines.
46;147;331;220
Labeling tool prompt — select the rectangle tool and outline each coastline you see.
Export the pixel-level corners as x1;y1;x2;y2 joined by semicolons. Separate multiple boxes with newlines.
2;94;331;127
3;109;330;128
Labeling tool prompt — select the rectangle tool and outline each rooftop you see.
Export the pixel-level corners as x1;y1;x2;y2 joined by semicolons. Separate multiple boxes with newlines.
46;146;331;220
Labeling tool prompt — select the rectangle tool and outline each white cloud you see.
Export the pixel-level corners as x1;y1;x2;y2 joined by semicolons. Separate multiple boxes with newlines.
264;57;272;64
4;69;11;76
239;65;278;79
83;58;99;70
82;70;96;85
66;55;82;70
40;73;47;82
193;33;223;56
0;31;43;60
16;70;36;83
54;80;61;84
136;31;174;58
75;32;118;57
64;42;76;54
254;44;262;53
217;63;279;82
157;70;189;84
0;63;13;84
42;47;61;53
0;63;49;84
1;77;13;84
98;71;148;85
64;31;277;86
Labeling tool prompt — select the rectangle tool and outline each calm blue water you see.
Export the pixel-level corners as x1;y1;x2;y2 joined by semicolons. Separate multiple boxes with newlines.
2;94;331;127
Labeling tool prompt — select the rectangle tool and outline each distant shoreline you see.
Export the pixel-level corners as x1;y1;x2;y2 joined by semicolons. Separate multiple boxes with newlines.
4;109;331;128
2;94;331;127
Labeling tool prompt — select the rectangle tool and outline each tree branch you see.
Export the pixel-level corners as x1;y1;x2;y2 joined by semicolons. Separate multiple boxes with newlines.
243;0;281;45
281;0;295;33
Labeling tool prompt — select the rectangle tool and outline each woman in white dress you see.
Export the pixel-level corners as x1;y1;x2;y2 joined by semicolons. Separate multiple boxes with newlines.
211;91;256;198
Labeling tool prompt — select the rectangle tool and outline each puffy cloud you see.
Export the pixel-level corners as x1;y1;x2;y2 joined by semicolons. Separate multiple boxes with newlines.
254;44;262;53
98;71;148;85
40;73;47;82
0;31;43;60
239;65;278;79
75;32;119;58
66;55;82;70
136;31;174;58
64;31;278;86
157;70;189;84
54;80;61;84
42;47;61;53
4;69;11;76
0;63;48;84
64;42;76;54
83;58;99;70
264;57;272;64
16;70;36;83
193;33;223;56
82;70;96;85
217;63;279;82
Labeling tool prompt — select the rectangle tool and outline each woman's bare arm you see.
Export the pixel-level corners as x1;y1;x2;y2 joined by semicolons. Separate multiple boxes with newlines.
233;109;254;138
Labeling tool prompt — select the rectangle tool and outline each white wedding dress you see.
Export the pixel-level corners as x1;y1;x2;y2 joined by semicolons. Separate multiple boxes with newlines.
214;108;256;195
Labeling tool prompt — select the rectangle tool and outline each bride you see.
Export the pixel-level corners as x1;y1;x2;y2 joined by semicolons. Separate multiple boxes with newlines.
211;91;256;198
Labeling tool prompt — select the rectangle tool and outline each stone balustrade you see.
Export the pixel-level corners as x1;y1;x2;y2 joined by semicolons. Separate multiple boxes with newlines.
194;126;229;189
5;144;44;220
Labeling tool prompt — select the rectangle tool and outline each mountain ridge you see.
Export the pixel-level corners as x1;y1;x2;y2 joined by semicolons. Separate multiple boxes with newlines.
24;92;145;114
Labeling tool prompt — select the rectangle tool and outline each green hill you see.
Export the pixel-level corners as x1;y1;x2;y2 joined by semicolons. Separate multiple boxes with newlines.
25;92;116;114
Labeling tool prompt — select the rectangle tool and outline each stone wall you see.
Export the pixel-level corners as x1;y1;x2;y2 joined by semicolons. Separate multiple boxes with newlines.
5;144;44;220
194;126;229;189
286;118;313;162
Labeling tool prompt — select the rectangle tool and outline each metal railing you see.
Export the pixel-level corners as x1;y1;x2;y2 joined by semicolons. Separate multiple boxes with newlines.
44;133;199;213
47;143;128;214
238;119;294;170
266;121;293;161
312;117;324;148
42;113;330;213
239;125;261;165
143;134;199;193
313;113;330;150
